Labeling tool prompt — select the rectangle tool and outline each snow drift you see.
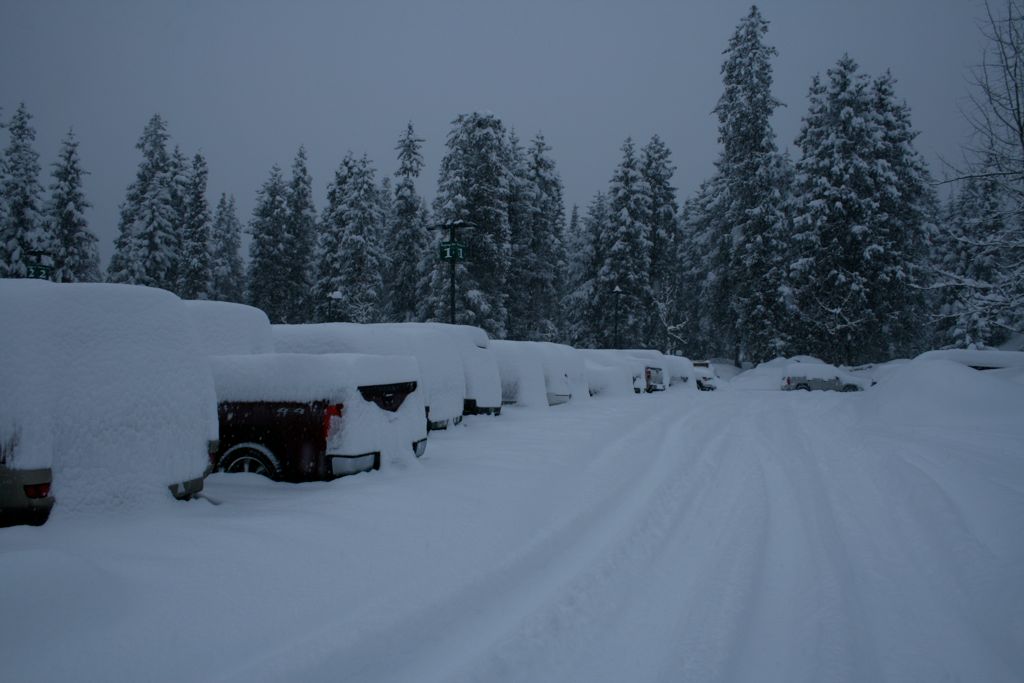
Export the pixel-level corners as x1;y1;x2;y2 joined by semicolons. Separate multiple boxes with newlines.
184;299;274;355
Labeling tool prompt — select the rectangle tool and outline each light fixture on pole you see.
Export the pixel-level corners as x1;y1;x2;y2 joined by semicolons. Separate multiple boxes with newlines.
429;219;477;325
613;284;624;349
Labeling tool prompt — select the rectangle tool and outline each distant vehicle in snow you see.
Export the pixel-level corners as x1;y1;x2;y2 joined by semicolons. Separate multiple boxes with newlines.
780;362;870;392
419;323;502;416
915;349;1024;372
0;433;53;527
207;353;427;481
694;365;719;391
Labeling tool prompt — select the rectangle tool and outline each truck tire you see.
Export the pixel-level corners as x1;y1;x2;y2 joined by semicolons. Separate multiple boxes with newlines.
219;443;281;480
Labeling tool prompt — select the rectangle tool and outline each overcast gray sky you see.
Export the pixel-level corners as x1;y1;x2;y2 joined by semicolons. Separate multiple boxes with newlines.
1;0;986;265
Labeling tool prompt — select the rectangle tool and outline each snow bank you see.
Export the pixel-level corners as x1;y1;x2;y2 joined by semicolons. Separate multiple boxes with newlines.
272;323;465;425
208;353;425;466
183;300;273;355
491;340;549;407
0;280;216;512
916;348;1024;370
418;323;501;411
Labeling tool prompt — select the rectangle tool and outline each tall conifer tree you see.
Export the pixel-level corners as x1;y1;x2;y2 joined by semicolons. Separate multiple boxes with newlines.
1;103;50;278
47;129;99;282
209;193;245;303
389;123;430;322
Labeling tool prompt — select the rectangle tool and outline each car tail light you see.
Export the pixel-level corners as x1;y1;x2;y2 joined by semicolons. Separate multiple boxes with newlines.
322;404;344;442
24;482;50;499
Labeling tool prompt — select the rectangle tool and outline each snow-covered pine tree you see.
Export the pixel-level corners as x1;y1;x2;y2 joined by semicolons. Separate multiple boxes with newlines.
933;167;1019;348
209;193;245;303
524;133;566;341
388;122;430;322
1;103;52;279
314;153;385;323
710;5;792;363
640;135;680;351
247;165;291;322
504;130;537;339
376;175;396;315
166;145;189;293
284;146;317;322
593;138;652;348
107;114;178;289
424;112;512;337
676;177;724;358
47;129;99;282
790;56;889;364
562;193;611;348
177;152;212;299
865;71;935;358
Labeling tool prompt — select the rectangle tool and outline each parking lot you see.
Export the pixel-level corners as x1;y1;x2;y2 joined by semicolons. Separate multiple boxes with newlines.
3;373;1023;683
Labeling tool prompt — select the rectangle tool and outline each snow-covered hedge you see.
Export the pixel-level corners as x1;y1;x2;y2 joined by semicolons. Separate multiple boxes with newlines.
208;353;425;466
272;323;465;426
184;300;273;355
0;280;217;512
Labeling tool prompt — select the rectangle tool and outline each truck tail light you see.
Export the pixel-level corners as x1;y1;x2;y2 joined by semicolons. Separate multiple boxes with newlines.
322;404;344;442
24;482;51;499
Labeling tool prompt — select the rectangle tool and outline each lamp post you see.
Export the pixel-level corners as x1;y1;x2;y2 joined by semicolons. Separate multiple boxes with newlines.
328;290;343;321
429;219;476;325
613;284;623;349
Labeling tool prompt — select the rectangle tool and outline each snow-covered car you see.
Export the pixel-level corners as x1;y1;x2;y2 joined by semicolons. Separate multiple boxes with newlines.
208;353;426;480
0;280;218;519
781;362;869;392
491;340;550;407
420;323;502;416
184;299;274;355
694;365;719;391
272;323;465;430
621;349;674;390
530;341;588;405
915;348;1024;371
583;359;636;397
578;349;647;394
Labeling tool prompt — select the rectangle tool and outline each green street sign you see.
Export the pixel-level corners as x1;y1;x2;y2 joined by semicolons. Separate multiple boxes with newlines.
439;241;467;261
26;264;52;280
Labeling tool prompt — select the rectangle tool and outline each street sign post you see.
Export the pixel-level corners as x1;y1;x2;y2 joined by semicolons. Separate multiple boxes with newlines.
429;220;477;324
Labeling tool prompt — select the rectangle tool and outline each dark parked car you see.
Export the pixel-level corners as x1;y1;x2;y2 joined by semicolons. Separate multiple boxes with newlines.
208;353;428;482
1;431;54;527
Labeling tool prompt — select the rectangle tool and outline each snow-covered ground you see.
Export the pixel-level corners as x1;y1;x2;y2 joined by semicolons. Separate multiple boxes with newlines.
2;364;1023;682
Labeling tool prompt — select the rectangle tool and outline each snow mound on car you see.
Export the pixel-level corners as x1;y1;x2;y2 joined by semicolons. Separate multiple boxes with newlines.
866;359;1024;428
0;280;216;512
491;340;548;407
184;300;273;355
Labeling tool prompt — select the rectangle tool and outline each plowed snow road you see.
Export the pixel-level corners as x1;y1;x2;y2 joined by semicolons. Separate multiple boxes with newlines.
2;381;1023;682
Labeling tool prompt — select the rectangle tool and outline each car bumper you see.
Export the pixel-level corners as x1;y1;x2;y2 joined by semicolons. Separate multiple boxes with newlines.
168;475;205;500
329;452;381;477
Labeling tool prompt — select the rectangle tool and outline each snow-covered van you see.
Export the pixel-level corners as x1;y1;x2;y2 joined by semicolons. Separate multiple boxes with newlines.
207;353;426;480
578;349;646;394
272;323;465;430
0;280;217;520
418;323;503;416
184;299;274;355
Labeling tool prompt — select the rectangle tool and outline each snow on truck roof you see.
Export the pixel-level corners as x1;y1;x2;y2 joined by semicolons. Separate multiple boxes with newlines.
183;299;274;355
0;279;216;511
208;353;420;403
